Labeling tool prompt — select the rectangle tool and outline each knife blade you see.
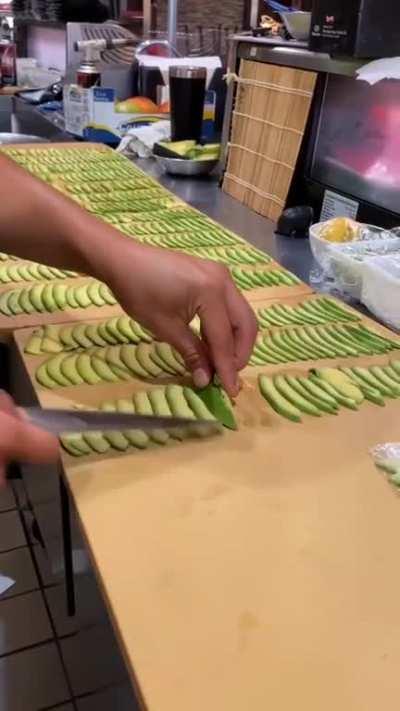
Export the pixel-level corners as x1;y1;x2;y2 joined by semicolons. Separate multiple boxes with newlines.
23;407;211;436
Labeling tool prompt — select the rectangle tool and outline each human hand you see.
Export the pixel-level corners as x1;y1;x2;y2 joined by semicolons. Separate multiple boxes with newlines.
0;392;59;488
105;242;258;397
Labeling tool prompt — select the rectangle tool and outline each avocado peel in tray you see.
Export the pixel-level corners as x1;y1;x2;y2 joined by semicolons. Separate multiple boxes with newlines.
195;383;237;430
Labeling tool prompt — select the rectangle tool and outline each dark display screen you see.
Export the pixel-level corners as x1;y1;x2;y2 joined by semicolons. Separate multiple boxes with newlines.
311;74;400;215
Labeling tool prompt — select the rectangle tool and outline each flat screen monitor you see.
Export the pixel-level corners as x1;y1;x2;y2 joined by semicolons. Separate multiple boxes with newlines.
310;74;400;217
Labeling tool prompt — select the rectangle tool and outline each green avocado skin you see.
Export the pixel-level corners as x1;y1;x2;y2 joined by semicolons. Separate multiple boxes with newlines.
195;384;237;430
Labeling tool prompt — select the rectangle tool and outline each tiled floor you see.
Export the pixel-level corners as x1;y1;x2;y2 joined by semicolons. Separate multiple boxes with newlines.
0;478;140;710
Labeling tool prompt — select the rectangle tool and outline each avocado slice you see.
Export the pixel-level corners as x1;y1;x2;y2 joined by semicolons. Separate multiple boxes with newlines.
0;291;13;316
155;342;186;375
133;390;169;444
85;324;108;347
8;289;24;315
105;316;128;343
274;375;321;417
183;386;221;437
340;367;385;406
116;316;140;344
286;376;337;415
370;366;400;396
74;284;91;309
65;286;80;309
90;351;120;383
46;354;71;387
136;343;162;377
99;402;130;450
53;284;68;310
104;346;132;380
258;374;301;423
36;361;58;389
308;374;358;410
71;324;92;349
82;431;111;454
194;383;237;430
313;368;364;404
98;322;118;345
120;344;149;379
99;283;117;305
76;353;102;385
61;433;90;456
148;387;186;440
19;288;36;315
60;354;85;386
59;325;79;350
87;281;106;307
41;337;64;354
17;264;33;282
24;331;43;355
115;398;149;449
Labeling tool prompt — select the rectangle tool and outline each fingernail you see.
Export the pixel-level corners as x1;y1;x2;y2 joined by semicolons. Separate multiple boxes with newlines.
193;368;210;389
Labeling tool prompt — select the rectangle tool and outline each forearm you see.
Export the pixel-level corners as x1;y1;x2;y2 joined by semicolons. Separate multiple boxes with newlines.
0;153;136;282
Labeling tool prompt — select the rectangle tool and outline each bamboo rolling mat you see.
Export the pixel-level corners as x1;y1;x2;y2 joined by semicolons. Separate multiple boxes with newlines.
223;60;317;221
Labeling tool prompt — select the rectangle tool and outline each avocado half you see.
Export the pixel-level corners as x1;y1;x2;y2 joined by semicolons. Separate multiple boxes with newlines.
153;141;220;161
153;140;196;159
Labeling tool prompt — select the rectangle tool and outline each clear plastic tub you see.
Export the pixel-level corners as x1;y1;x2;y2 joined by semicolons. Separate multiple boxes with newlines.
330;237;400;300
362;254;400;329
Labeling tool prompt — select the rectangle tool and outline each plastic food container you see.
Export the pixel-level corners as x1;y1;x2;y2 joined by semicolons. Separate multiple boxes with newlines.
329;237;400;300
309;221;399;279
362;255;400;329
309;222;336;274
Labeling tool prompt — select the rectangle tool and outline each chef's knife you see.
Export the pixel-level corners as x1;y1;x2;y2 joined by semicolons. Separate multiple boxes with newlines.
24;407;211;436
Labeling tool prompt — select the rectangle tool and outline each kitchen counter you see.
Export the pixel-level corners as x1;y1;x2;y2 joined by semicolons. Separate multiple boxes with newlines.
6;101;400;711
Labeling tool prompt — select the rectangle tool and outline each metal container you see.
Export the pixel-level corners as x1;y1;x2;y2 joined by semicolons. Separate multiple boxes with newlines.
0;133;48;144
155;154;218;176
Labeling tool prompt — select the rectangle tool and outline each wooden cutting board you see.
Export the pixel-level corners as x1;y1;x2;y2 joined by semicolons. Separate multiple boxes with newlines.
9;141;400;710
12;307;400;711
26;364;400;711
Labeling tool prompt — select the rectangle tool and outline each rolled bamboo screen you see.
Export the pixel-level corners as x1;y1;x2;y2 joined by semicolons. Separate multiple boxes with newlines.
223;60;317;221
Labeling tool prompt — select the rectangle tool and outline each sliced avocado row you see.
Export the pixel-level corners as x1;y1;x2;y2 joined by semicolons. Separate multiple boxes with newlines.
231;267;300;291
24;316;153;355
61;384;222;457
0;280;116;317
3;147;298;296
137;240;271;266
3;147;273;271
249;323;400;366
256;297;359;328
0;262;77;284
0;252;15;262
259;362;400;423
35;342;186;389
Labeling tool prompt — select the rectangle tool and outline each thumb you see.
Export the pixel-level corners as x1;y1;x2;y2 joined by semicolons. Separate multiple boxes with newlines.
164;320;212;389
